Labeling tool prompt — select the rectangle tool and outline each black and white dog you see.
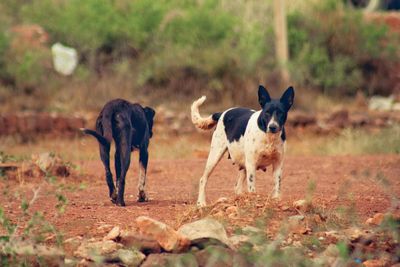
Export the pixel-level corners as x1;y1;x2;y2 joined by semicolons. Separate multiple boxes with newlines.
81;99;155;206
191;85;294;207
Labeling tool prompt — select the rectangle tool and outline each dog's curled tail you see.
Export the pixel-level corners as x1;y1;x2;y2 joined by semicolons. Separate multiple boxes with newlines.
80;128;110;147
191;96;221;130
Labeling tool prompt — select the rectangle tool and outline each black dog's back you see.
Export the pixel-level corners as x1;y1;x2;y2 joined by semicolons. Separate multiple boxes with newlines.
89;99;154;147
96;99;133;144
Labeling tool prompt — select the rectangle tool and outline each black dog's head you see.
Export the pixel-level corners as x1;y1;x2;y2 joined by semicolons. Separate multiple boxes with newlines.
257;85;294;134
143;107;156;138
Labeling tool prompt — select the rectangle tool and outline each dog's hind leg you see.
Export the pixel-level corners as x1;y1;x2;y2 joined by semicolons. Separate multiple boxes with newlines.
99;143;116;201
114;148;121;202
137;146;149;202
234;169;246;195
115;129;132;207
197;126;227;207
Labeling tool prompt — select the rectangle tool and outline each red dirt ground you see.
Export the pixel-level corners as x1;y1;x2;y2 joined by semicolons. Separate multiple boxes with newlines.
1;155;399;240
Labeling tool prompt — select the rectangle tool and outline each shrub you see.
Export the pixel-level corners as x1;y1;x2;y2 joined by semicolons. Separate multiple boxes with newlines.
288;0;399;95
18;0;274;100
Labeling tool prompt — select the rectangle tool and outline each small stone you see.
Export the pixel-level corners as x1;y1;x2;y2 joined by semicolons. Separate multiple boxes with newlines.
280;205;290;211
216;197;228;203
119;230;161;254
225;206;238;215
136;216;190;252
363;259;388;267
229;235;249;248
141;253;198;267
287;215;309;235
113;249;145;267
293;241;302;247
322;244;340;258
77;259;91;267
74;240;122;259
228;213;237;219
365;213;385;226
343;227;364;242
103;226;120;241
178;218;232;249
101;240;121;254
293;199;311;212
64;236;83;254
288;215;305;222
242;226;263;234
11;243;65;266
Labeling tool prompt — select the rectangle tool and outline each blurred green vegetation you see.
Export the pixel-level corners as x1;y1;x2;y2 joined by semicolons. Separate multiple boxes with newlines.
0;0;398;111
288;1;399;95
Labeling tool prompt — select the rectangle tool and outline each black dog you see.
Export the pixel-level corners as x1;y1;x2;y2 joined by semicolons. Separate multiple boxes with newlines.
81;99;155;206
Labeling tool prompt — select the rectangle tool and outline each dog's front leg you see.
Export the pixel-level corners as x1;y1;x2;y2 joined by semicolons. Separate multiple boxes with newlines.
245;161;256;193
138;147;149;202
272;158;283;199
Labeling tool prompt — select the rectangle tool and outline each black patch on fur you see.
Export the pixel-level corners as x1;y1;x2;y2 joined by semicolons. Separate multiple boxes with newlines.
281;127;286;141
212;112;222;121
249;174;254;183
223;108;255;143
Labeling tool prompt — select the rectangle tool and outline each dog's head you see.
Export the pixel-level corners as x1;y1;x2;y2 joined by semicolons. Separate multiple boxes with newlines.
143;107;156;138
257;85;294;134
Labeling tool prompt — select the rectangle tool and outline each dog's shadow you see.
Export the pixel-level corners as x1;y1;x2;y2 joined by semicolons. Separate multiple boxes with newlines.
103;199;192;208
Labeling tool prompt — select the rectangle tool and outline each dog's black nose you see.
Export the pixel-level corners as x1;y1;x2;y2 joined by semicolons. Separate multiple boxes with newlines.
269;125;278;133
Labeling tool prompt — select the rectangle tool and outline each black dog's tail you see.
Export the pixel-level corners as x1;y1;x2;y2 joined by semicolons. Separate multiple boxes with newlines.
80;128;110;146
191;96;221;130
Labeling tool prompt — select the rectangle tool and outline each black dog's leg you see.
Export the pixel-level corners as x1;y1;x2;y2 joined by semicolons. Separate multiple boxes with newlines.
113;148;121;203
99;143;116;201
116;131;132;207
138;146;149;202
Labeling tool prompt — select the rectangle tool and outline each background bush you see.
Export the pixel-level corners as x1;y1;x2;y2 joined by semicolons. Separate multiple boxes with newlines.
288;1;399;95
0;0;398;111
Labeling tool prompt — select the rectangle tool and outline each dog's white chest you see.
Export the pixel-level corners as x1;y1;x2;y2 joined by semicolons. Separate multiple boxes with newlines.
245;119;284;169
254;138;283;168
226;131;284;170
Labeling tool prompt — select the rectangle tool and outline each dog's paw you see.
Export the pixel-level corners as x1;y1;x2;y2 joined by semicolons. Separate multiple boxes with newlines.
138;191;148;202
196;201;207;208
110;191;117;202
271;193;281;200
116;200;126;207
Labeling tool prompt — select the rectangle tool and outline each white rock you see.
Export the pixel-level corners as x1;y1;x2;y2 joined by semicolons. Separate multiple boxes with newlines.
51;43;78;76
369;95;394;111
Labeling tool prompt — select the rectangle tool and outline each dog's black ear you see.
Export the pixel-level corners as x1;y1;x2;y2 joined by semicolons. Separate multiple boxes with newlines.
280;86;295;111
143;107;156;122
258;85;271;108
